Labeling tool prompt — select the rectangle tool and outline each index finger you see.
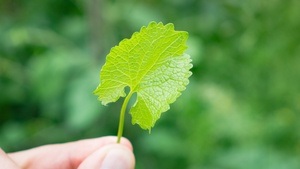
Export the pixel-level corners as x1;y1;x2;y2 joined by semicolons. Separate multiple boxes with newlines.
0;148;20;169
8;136;132;169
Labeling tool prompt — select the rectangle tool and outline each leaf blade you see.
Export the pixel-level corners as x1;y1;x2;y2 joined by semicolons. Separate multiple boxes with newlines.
94;21;192;130
130;54;192;130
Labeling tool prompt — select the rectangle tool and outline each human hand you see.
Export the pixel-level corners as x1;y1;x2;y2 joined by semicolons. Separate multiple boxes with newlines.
0;136;135;169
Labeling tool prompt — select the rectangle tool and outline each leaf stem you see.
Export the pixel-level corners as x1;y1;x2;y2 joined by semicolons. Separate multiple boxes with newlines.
117;91;133;143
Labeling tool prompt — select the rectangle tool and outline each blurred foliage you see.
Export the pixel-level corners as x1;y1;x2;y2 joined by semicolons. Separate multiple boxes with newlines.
1;0;300;168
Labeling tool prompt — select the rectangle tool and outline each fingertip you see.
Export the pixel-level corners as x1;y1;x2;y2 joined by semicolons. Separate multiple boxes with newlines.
78;144;135;169
118;137;134;151
100;145;135;169
99;136;133;150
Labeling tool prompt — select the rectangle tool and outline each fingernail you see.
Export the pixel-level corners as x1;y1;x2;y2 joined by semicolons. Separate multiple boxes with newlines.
100;148;132;169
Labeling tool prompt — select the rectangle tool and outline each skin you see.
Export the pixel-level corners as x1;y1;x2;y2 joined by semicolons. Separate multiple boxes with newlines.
0;136;135;169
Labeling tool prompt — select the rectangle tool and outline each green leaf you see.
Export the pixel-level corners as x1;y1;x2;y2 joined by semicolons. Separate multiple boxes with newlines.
94;21;192;130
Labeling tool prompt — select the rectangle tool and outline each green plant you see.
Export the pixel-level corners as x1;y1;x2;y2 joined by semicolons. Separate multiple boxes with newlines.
93;21;192;143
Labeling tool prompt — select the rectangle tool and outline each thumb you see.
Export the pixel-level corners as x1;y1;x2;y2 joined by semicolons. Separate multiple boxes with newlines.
78;144;135;169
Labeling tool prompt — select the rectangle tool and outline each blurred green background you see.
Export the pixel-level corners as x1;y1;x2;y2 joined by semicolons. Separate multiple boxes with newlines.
1;0;300;168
